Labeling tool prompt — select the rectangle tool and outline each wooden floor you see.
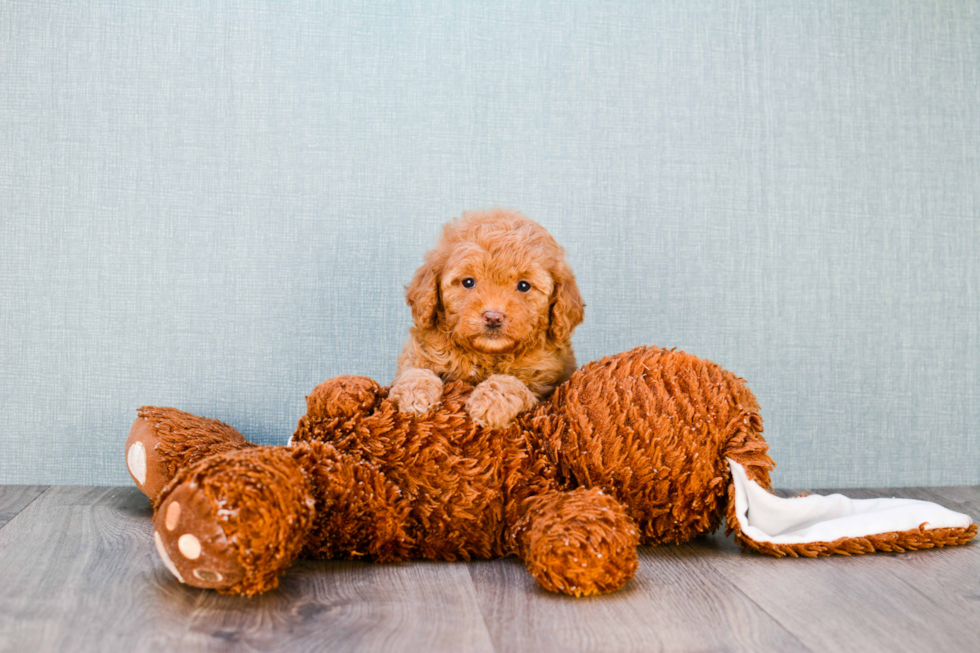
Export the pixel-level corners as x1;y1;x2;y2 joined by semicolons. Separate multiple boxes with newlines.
0;485;977;653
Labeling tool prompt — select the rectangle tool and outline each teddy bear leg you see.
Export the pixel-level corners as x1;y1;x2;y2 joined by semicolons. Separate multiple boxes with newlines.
152;447;315;596
152;442;415;596
289;441;415;561
511;488;640;596
127;406;255;501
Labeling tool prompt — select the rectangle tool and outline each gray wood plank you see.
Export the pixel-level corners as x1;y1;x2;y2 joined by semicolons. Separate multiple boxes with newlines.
913;486;980;519
1;484;976;652
0;486;495;653
469;548;809;653
808;487;980;632
693;486;980;653
179;560;496;652
0;485;47;530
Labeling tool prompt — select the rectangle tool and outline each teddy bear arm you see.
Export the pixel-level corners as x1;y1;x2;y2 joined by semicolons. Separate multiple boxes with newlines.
509;488;640;597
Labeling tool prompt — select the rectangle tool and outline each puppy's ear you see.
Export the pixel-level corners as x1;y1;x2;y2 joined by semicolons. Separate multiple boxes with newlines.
548;259;584;342
406;255;442;329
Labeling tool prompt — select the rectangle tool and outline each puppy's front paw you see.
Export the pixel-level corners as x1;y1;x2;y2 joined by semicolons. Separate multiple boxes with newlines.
389;368;444;414
465;374;538;429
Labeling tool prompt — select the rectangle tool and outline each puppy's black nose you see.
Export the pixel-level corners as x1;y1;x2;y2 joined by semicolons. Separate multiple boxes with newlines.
482;310;505;328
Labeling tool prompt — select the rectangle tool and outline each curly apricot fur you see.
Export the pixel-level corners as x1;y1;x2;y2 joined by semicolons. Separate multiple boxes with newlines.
391;209;584;425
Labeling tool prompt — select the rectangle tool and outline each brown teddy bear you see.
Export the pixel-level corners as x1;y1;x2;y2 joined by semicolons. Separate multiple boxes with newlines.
126;346;976;597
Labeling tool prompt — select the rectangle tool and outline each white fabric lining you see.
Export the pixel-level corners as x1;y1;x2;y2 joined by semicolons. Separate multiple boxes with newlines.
728;459;973;545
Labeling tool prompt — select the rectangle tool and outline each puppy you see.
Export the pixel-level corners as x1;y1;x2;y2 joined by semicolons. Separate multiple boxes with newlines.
389;209;584;428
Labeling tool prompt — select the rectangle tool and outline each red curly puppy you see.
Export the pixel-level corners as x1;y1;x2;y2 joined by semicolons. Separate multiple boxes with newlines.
389;209;584;428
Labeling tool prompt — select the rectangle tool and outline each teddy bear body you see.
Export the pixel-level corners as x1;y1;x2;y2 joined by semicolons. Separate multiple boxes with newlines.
290;344;770;554
290;376;561;563
133;346;783;596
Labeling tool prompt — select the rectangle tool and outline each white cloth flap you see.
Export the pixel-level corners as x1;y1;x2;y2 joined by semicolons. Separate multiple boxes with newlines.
728;459;973;545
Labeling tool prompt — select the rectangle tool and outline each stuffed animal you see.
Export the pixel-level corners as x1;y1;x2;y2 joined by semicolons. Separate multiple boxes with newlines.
125;346;976;597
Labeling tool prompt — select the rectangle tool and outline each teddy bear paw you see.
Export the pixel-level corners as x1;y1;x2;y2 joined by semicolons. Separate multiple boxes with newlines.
389;368;443;414
126;417;171;501
305;376;381;421
153;480;245;591
519;488;640;596
465;374;538;429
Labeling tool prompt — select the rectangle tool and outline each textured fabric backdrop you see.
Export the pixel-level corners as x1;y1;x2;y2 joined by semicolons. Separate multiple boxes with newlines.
1;1;978;487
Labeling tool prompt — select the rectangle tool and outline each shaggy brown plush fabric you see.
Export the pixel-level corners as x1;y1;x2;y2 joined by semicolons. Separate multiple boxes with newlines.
132;346;976;597
127;406;256;501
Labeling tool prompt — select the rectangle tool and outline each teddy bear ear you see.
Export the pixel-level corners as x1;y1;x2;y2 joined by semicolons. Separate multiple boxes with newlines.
405;254;442;330
548;258;584;342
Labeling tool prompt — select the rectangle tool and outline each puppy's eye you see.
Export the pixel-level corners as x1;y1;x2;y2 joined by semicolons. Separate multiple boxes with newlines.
462;278;476;289
517;281;531;293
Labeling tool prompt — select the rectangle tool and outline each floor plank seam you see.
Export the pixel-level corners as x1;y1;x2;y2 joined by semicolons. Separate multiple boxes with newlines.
691;540;818;653
0;486;50;532
466;564;503;653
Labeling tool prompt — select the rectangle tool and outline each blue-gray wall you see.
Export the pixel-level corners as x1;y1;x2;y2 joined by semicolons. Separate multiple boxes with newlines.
2;1;978;488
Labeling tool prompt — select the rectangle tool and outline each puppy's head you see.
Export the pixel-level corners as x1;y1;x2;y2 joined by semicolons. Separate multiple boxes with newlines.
406;209;584;354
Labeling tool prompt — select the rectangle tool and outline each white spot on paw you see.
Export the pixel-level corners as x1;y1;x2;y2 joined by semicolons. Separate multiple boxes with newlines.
165;501;181;531
127;442;146;485
178;533;202;560
154;531;184;583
